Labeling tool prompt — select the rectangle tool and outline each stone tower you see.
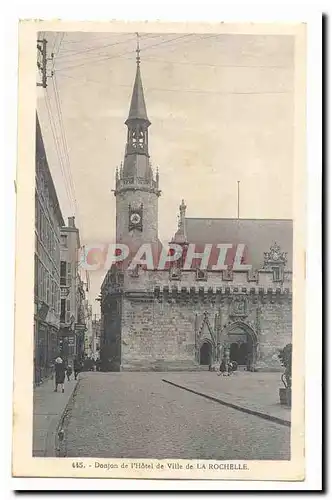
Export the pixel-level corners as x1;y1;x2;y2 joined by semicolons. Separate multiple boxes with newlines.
114;38;161;257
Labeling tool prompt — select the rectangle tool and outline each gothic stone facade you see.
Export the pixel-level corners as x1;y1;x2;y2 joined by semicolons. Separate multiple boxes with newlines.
101;260;292;372
100;50;292;372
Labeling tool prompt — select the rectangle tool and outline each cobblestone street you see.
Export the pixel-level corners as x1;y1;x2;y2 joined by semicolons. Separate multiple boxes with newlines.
61;372;290;460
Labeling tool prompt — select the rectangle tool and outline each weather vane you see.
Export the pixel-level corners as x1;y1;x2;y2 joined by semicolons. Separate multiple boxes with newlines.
136;32;141;66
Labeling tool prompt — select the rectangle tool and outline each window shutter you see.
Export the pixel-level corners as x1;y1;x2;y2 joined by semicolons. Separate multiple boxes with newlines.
67;263;72;284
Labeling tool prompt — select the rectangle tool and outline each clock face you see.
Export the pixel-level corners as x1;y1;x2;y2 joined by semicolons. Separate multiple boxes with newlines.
130;213;141;225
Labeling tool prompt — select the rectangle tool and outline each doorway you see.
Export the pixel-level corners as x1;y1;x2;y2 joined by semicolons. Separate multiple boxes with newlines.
200;342;212;365
230;342;248;365
227;323;256;370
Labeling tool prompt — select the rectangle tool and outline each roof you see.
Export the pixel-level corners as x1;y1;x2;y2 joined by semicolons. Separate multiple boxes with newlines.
125;64;150;124
122;152;153;179
185;217;293;270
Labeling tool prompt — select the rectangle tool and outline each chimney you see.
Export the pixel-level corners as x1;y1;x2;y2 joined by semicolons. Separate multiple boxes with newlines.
68;216;76;228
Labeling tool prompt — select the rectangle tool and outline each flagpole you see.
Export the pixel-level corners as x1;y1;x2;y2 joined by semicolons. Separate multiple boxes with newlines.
237;181;240;219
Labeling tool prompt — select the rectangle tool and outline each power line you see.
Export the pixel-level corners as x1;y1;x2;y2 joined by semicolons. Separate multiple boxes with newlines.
54;33;162;69
121;55;292;70
55;33;196;72
59;73;291;96
44;88;75;214
52;73;80;222
56;34;138;60
51;33;59;56
53;32;65;59
61;32;133;46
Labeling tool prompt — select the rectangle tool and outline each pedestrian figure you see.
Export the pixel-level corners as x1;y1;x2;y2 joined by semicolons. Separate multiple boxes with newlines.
74;357;82;380
66;364;73;381
54;357;66;393
217;359;226;376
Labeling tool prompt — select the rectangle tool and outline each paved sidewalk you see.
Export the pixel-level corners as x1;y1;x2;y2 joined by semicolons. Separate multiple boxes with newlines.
33;375;78;457
162;371;291;425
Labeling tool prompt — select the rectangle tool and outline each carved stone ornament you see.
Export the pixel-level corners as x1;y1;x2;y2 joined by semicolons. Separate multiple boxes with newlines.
222;269;233;281
196;268;208;281
230;295;248;318
128;264;140;277
169;266;181;281
263;242;287;267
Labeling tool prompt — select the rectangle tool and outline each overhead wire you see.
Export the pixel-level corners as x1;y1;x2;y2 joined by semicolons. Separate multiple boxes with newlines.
62;32;132;45
51;32;59;56
56;33;138;60
55;33;196;72
44;87;75;215
58;72;291;96
52;73;81;229
121;55;291;70
53;34;167;71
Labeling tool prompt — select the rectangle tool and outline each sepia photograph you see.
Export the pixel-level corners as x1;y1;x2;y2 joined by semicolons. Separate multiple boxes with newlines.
12;20;308;481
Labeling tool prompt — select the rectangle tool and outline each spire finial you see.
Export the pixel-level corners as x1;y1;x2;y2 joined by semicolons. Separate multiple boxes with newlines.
136;32;141;66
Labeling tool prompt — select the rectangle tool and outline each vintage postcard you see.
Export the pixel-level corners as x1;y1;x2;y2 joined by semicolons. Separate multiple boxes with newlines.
13;19;307;482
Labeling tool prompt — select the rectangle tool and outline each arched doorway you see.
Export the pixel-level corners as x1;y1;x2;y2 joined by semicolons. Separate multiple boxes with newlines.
230;341;248;366
200;341;212;366
225;323;257;371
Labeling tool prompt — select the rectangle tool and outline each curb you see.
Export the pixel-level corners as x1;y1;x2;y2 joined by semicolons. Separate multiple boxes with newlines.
162;379;291;428
52;379;80;457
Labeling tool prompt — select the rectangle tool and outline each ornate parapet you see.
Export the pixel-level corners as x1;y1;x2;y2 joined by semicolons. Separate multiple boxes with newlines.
152;283;291;304
100;250;292;306
114;175;161;197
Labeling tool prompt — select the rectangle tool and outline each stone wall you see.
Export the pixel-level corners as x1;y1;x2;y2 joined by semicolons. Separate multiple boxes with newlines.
101;265;292;372
120;289;292;371
257;299;292;370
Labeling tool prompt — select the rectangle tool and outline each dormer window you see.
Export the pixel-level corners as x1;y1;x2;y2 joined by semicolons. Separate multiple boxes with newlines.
272;266;283;282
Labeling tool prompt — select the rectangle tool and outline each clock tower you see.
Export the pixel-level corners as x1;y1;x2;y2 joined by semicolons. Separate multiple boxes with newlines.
114;37;161;258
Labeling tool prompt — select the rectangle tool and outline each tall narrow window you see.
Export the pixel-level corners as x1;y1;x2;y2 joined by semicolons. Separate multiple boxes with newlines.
61;235;68;247
60;299;66;323
272;267;282;281
60;261;67;286
67;262;72;285
39;265;43;300
66;299;71;324
46;273;50;304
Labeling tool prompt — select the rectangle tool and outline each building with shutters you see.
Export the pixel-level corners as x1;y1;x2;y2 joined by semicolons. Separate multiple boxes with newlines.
59;217;87;361
34;114;64;384
100;47;293;372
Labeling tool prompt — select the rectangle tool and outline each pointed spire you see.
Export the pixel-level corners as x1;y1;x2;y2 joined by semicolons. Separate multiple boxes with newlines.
125;33;150;125
173;199;187;244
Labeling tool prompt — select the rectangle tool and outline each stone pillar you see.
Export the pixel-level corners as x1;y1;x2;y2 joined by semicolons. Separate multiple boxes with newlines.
194;313;199;363
224;345;230;374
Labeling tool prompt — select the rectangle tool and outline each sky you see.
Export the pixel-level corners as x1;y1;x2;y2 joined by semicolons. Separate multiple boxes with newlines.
36;31;294;313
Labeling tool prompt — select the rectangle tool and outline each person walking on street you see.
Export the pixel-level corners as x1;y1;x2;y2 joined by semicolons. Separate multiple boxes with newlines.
73;357;81;381
66;364;73;381
54;357;66;393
